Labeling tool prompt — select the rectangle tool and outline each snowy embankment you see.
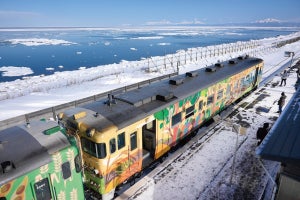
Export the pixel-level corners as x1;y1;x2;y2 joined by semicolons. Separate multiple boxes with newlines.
0;32;300;121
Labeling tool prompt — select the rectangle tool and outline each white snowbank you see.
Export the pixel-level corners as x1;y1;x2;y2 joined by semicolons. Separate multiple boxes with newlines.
0;66;34;77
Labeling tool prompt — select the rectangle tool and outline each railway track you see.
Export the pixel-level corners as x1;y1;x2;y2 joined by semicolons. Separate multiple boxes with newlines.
115;58;298;200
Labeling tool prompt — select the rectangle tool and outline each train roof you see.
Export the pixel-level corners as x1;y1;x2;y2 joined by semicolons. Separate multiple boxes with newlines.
0;120;70;185
63;56;263;131
257;87;300;165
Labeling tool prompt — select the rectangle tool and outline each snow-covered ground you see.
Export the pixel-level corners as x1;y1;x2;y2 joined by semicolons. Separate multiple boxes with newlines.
1;30;300;200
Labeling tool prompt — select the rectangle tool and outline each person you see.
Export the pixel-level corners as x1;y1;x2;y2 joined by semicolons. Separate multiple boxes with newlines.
277;92;287;114
279;70;289;86
256;123;270;146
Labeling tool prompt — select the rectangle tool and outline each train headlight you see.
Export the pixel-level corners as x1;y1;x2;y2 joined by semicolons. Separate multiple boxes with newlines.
86;128;95;137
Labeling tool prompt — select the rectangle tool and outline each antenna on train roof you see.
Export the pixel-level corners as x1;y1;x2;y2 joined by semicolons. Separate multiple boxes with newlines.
106;93;116;106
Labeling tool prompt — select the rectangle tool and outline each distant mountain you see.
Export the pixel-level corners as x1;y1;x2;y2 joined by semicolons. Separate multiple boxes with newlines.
255;18;282;24
248;18;300;27
213;18;300;27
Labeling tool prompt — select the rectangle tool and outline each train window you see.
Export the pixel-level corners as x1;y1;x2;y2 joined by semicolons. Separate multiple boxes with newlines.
81;138;107;159
217;90;223;100
207;95;214;105
61;161;71;179
34;178;52;200
74;155;82;173
130;132;137;151
145;120;156;132
185;105;195;119
226;85;231;95
172;112;182;126
198;100;203;110
110;138;116;154
96;143;107;159
118;132;126;150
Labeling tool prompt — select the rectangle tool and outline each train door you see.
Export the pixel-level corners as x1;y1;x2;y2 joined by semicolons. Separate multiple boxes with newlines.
252;67;259;88
205;94;215;120
141;120;156;168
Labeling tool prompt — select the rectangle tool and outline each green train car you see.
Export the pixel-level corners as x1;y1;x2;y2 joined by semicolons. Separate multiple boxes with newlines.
0;120;85;200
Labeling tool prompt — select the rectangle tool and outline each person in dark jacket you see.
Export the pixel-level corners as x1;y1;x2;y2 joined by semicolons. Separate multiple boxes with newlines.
277;92;287;114
256;123;270;146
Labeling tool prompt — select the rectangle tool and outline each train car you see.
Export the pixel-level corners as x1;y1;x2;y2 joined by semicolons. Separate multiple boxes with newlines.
58;56;263;200
0;120;85;200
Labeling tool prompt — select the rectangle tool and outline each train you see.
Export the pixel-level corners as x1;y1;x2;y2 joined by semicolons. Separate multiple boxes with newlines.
58;55;263;199
0;56;263;200
0;120;85;200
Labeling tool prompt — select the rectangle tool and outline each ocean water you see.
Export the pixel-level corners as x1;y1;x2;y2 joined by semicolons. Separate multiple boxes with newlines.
0;26;299;82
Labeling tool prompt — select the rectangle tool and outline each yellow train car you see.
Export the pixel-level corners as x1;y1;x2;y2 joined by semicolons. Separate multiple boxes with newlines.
59;56;263;200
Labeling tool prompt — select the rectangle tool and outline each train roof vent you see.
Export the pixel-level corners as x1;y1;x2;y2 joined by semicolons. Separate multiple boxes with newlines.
229;60;237;64
1;161;16;173
205;67;216;72
169;78;184;85
238;55;249;60
156;91;174;102
215;63;224;67
186;71;198;77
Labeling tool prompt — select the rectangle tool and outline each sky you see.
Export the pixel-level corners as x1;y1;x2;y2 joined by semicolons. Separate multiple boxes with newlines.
1;0;300;27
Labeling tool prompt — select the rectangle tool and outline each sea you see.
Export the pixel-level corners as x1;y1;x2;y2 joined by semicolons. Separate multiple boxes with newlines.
0;26;300;82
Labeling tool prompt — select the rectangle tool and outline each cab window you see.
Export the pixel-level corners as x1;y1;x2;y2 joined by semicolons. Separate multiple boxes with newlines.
81;138;106;159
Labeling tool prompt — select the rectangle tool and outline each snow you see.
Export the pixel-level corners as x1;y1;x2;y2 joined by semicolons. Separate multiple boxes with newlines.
1;30;300;199
0;66;34;77
6;38;77;46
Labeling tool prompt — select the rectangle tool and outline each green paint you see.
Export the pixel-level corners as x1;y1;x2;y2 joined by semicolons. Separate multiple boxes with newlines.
0;134;85;200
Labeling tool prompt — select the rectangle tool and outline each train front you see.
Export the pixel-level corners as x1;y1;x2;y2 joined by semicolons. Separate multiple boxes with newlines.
58;107;118;200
